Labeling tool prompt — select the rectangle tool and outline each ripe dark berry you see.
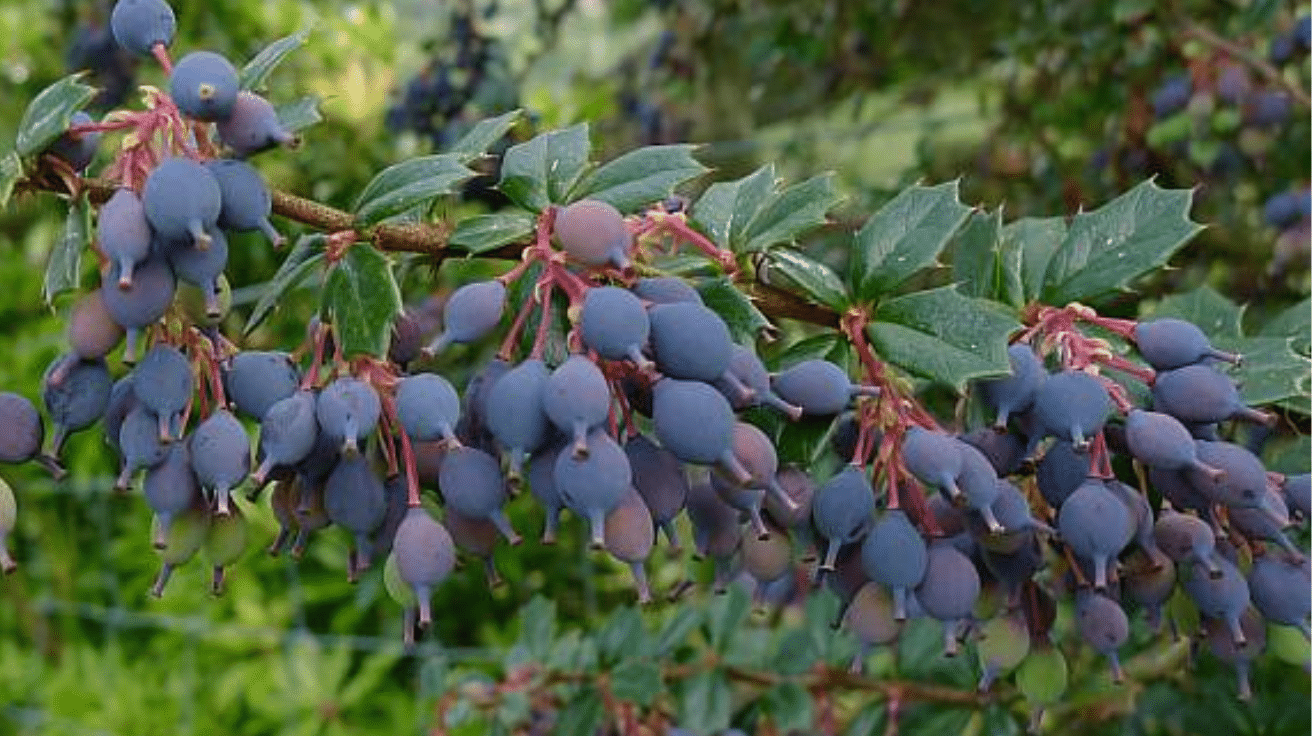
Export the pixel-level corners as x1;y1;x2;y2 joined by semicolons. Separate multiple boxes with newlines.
110;0;175;56
169;50;239;121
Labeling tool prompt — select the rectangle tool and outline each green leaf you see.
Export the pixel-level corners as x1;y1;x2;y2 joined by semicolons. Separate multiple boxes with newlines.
517;596;556;662
691;164;777;251
239;29;311;91
0;151;21;210
767;247;850;312
655;606;702;656
953;208;1024;308
697;277;774;343
43;194;90;306
449;211;536;254
571;144;706;213
15;74;97;157
609;659;662;706
704;585;750;654
497;124;591;211
597;607;647;666
1215;336;1311;410
1149;285;1243;338
322;246;403;358
850;180;972;301
1007;216;1068;303
740;172;843;253
352;153;475;227
1041;180;1202;305
675;670;731;734
865;286;1021;390
771;629;819;676
276;95;323;134
1260;298;1310;356
244;235;325;335
765;682;814;732
554;688;604;736
448;109;522;160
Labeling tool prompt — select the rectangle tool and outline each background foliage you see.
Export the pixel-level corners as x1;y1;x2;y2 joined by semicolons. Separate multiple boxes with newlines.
0;0;1307;734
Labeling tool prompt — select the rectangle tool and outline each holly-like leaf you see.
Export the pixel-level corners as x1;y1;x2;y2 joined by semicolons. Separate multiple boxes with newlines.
497;124;591;211
352;153;474;227
239;29;311;91
449;109;522;160
1041;180;1202;305
245;235;325;335
740;172;842;253
15;74;97;158
1260;297;1310;356
691;164;778;251
609;659;662;707
571;144;706;213
1007;215;1067;303
449;211;536;254
43;194;90;306
850;180;972;302
952;208;1024;308
322;246;403;358
1149;285;1244;338
675;670;732;735
767;247;850;312
1215;336;1311;411
276;95;323;134
865;286;1020;390
0;151;21;210
697;277;774;343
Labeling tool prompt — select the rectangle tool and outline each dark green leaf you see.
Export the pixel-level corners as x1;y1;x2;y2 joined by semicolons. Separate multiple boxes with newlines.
518;596;556;662
597;607;647;666
1214;336;1311;409
571;144;706;212
775;416;837;468
322;246;403;358
741;172;843;253
449;211;536;254
448;109;522;160
1007;216;1067;303
767;248;850;312
844;704;886;736
1259;297;1310;356
850;180;972;301
497;124;591;211
773;333;846;369
353;154;474;227
692;164;777;251
766;682;814;732
609;660;663;706
239;29;311;91
675;670;731;734
655;606;703;656
704;585;750;654
244;235;325;335
1149;285;1243;338
43;194;90;306
1041;180;1202;305
953;208;1024;308
276;95;323;134
697;277;774;343
866;286;1021;390
15;74;97;157
554;688;604;736
0;151;21;210
771;629;818;676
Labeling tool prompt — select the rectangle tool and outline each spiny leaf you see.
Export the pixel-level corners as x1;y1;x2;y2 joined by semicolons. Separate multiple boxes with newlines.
275;95;323;134
1041;180;1202;305
245;235;325;335
43;194;91;306
697;277;774;343
240;29;311;92
741;172;843;253
1007;215;1068;303
850;180;972;301
322;246;403;358
767;247;850;312
1149;285;1244;338
1259;297;1310;356
15;74;97;158
352;153;474;227
865;286;1020;390
952;208;1024;309
448;211;536;254
691;164;777;251
571;144;706;213
497;124;591;211
449;109;522;161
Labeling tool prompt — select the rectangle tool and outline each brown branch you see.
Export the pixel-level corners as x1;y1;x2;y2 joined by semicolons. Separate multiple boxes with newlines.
1181;21;1311;108
25;171;842;330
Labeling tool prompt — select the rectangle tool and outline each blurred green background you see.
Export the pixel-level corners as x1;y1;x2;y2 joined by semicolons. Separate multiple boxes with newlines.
0;1;1307;734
